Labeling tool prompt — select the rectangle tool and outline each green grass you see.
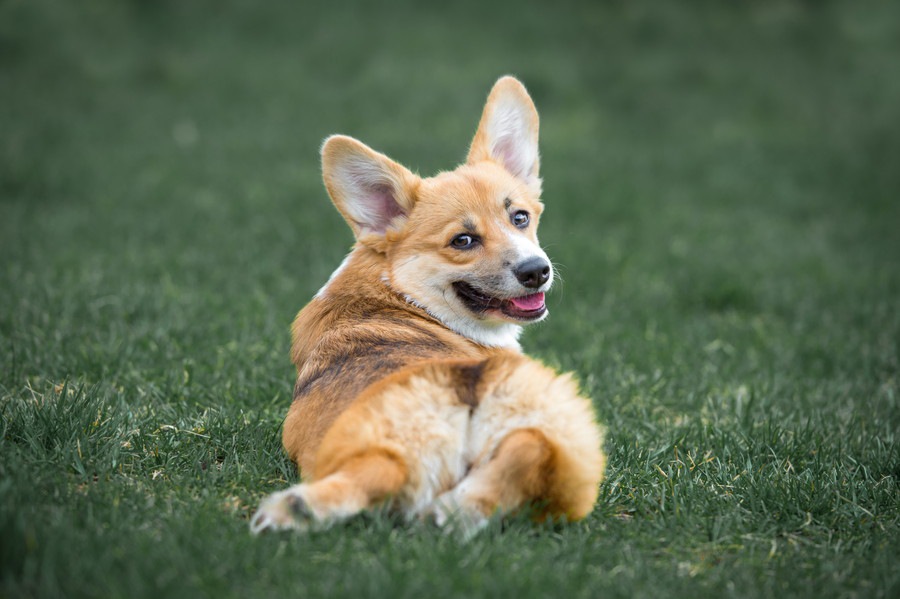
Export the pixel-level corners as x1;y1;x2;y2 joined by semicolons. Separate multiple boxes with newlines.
2;0;899;597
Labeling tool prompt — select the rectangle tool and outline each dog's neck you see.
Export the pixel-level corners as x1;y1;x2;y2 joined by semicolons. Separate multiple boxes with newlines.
396;290;523;350
315;247;523;351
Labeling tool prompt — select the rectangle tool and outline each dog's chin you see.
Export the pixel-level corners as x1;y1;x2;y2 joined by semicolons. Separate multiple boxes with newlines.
452;281;547;322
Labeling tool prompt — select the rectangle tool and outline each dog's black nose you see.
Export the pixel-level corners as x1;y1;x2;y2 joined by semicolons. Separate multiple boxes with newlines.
514;257;551;289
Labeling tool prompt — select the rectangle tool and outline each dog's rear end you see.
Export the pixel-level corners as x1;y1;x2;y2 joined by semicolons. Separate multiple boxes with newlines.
251;77;606;537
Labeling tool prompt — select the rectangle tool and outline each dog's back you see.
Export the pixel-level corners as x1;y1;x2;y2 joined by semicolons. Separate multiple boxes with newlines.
284;248;503;474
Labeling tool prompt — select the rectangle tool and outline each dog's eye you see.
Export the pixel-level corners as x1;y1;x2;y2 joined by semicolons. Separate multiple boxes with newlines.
450;234;477;249
512;211;530;228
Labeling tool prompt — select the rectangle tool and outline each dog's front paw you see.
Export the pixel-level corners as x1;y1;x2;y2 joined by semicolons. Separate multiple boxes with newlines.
250;485;315;535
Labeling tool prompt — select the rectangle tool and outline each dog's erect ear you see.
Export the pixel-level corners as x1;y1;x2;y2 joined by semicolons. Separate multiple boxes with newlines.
321;135;419;248
466;76;541;193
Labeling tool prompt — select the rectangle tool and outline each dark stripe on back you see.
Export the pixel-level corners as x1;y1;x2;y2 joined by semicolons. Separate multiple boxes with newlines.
293;333;453;401
451;359;488;409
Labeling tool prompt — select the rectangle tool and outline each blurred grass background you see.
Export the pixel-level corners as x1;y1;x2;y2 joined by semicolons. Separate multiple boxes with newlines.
1;1;899;597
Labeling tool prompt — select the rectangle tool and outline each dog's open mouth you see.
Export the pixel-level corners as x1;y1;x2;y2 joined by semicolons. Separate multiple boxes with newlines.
452;282;546;321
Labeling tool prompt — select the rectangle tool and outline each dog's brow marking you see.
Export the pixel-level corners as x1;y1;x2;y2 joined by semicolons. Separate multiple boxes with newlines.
504;197;512;209
462;219;476;233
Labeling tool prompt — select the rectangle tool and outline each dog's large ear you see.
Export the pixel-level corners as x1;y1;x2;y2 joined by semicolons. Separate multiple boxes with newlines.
466;76;541;193
321;135;419;250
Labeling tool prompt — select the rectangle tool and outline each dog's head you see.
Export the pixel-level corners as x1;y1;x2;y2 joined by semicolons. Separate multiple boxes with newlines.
321;77;552;348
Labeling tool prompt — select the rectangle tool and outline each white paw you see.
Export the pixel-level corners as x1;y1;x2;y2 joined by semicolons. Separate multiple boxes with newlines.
249;486;314;535
429;492;489;541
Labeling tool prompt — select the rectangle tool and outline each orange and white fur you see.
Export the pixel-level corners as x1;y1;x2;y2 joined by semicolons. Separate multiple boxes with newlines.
250;77;606;537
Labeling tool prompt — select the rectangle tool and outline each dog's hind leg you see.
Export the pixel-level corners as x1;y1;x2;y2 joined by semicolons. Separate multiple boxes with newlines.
430;427;555;537
251;448;407;533
252;361;471;534
430;355;605;538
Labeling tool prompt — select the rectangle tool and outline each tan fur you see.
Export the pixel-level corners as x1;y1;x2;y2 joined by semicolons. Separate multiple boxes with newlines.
251;77;606;538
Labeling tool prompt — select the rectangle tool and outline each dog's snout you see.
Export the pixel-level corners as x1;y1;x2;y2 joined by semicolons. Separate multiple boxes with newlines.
514;257;551;289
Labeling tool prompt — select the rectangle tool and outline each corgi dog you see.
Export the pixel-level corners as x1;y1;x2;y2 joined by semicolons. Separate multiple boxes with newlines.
250;76;606;537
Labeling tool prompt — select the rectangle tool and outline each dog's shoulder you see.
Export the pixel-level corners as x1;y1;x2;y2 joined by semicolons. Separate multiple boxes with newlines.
290;250;489;404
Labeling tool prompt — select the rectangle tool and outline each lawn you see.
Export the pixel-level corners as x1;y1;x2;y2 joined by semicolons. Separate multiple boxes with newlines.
1;0;898;597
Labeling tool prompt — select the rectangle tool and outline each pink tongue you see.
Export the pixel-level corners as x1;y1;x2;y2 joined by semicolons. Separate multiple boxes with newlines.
509;292;545;311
